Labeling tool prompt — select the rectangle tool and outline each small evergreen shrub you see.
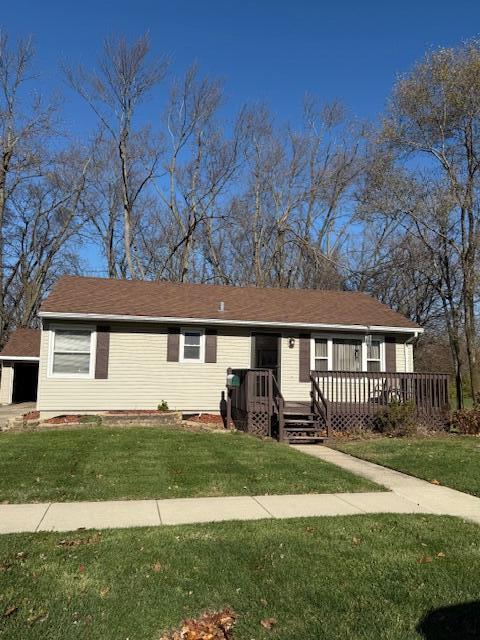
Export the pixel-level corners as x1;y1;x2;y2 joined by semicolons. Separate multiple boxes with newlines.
450;408;480;434
157;400;169;412
375;401;417;437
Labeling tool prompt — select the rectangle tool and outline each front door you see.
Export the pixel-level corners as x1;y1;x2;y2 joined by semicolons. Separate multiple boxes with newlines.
253;333;280;385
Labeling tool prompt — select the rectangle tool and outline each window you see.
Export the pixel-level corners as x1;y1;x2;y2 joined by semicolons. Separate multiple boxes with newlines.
367;338;382;372
180;329;205;362
314;338;329;371
332;338;363;372
311;334;385;373
49;326;95;377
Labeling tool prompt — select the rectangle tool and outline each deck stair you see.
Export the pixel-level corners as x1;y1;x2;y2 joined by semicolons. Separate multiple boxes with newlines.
282;401;327;443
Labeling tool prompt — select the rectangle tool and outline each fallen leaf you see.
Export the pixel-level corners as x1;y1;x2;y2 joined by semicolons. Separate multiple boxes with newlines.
352;536;361;545
27;609;49;625
152;562;162;573
260;617;277;630
57;533;101;548
436;551;446;558
3;605;18;617
430;479;440;485
160;608;236;639
418;554;433;564
79;564;86;573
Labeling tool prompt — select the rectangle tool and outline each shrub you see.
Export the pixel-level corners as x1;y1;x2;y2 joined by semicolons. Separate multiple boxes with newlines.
375;401;417;437
157;400;169;412
450;408;480;434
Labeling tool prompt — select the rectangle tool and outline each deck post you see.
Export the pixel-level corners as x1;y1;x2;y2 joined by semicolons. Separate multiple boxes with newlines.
278;396;285;441
226;367;232;428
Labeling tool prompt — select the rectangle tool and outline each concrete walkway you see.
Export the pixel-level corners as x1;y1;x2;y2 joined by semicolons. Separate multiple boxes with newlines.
293;445;480;524
1;446;479;534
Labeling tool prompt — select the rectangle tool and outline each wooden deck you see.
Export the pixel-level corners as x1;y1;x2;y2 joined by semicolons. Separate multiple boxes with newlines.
227;368;451;442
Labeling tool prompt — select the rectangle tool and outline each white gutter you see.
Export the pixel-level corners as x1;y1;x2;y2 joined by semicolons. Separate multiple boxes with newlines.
38;311;423;335
0;356;40;362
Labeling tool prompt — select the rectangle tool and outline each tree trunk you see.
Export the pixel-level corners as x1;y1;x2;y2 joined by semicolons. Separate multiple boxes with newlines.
464;282;479;404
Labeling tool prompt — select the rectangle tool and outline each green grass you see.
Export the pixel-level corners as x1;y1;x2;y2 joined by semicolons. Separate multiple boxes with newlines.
336;436;480;496
0;515;479;639
0;427;378;503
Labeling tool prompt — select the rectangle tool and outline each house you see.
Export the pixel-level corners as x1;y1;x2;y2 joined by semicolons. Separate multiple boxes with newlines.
0;276;449;441
0;328;40;405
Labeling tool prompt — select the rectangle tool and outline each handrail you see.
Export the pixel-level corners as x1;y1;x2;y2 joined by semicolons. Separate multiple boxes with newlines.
269;370;285;441
310;373;331;437
228;367;285;440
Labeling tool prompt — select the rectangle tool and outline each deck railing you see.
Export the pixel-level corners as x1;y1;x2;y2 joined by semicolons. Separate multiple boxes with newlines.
227;368;285;438
227;368;450;438
311;370;450;416
309;373;331;437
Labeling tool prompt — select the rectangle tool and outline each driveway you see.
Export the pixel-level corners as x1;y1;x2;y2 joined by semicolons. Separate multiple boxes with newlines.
0;402;36;428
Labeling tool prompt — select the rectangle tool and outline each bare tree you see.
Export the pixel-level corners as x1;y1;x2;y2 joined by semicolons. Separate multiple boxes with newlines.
357;152;465;407
0;31;60;342
378;40;480;402
142;66;242;282
4;146;91;327
210;100;363;289
66;34;168;278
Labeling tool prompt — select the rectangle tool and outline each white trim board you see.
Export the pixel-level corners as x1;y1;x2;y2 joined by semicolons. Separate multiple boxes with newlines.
47;323;97;379
39;311;422;335
0;356;40;362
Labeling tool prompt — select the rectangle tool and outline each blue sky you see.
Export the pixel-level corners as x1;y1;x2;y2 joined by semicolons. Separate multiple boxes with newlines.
2;0;479;274
3;0;479;132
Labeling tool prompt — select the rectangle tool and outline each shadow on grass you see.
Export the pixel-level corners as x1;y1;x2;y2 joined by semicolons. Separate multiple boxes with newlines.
417;601;480;639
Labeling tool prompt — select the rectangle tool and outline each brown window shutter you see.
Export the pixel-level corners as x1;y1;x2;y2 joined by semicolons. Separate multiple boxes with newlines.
95;325;110;379
299;333;311;382
167;327;180;361
205;329;217;363
385;335;397;371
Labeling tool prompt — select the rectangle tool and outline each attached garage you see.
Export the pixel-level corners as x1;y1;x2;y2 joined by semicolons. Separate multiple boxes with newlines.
0;328;40;405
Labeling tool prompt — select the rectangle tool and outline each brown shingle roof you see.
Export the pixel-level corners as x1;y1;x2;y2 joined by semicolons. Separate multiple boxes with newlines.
0;328;41;358
39;276;420;330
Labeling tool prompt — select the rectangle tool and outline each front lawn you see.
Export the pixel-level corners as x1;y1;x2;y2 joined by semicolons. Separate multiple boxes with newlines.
1;515;479;639
0;427;378;503
337;436;480;496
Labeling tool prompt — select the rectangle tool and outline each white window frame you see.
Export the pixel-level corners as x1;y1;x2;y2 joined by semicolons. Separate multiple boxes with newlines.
48;324;96;379
179;327;205;363
310;333;385;373
312;336;331;372
366;337;385;372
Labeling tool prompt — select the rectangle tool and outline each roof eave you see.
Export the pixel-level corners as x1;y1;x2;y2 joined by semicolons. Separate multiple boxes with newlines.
38;311;423;334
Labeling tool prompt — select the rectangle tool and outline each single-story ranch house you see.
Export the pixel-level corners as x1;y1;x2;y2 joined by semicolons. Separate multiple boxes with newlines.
0;276;450;441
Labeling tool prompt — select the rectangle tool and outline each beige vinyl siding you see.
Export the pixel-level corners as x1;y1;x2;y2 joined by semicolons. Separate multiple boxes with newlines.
395;340;414;373
37;322;251;415
37;321;416;417
281;332;415;402
280;333;310;401
0;363;14;404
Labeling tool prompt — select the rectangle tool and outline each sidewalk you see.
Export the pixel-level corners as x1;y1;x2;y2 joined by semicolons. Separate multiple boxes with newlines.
293;445;480;523
1;446;479;534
